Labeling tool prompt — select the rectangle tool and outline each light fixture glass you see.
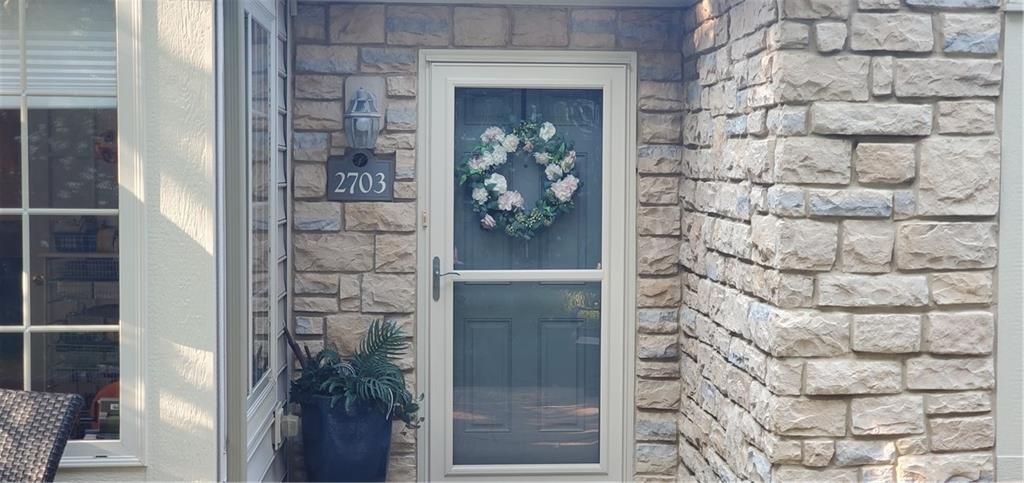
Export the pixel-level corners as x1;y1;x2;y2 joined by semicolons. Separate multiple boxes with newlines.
344;87;381;149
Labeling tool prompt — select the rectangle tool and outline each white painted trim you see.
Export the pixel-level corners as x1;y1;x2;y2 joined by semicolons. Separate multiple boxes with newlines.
416;49;637;483
304;0;689;7
997;7;1024;482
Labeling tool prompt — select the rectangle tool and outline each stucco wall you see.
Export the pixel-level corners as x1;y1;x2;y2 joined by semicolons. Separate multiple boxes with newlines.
678;0;1004;480
56;0;219;481
288;3;687;480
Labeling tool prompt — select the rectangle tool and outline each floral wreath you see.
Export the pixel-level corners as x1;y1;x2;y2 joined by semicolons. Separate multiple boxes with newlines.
457;120;581;240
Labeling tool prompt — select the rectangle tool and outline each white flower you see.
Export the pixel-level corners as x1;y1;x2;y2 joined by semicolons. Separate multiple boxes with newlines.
481;126;505;142
484;173;507;194
472;187;489;204
560;150;577;172
533;152;551;165
501;134;520;152
545;164;563;181
538;122;556;141
497;190;524;211
483;146;508;168
480;214;496;229
467;156;487;171
550;174;579;202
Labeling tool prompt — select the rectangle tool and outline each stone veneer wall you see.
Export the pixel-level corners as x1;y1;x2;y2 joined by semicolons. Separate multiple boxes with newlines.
287;3;691;480
678;0;1003;481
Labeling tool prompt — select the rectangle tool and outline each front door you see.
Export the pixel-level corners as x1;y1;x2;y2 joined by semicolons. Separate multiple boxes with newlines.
423;56;634;481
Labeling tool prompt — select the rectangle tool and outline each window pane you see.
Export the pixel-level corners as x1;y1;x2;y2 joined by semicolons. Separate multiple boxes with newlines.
453;282;601;465
25;0;116;94
453;88;603;270
250;19;272;387
0;216;21;325
0;2;19;92
28;107;118;208
31;332;119;440
29;215;119;325
0;334;23;390
0;108;19;207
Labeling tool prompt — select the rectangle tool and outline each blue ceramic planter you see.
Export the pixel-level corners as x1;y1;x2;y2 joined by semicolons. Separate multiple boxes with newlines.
301;396;393;482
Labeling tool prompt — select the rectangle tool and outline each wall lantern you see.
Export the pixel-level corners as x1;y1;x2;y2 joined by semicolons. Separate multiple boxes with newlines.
344;86;382;150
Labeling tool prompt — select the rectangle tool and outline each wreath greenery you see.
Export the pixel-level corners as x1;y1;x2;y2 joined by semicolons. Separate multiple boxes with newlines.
457;120;581;240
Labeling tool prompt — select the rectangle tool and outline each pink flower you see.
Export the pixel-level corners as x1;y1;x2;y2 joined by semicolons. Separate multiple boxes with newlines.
560;150;576;172
533;152;551;165
497;190;524;211
550;175;579;202
480;214;496;229
480;126;505;142
467;156;487;171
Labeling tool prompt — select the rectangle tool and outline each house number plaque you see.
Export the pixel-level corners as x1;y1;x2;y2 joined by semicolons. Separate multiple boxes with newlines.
326;152;395;202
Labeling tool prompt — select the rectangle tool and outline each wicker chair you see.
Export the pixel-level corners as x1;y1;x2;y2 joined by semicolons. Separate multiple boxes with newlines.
0;389;85;482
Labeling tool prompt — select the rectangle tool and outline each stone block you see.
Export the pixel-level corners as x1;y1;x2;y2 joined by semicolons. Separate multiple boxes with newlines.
918;137;1000;216
511;8;568;47
803;440;835;467
861;466;896;483
895;59;1002;98
375;234;415;273
906;0;998;6
897;453;995;483
329;5;385;44
638;237;681;275
638;207;681;236
772;52;869;102
774;467;858;482
638;334;679;360
810;102;932;136
453;7;509;47
295;272;339;295
942;13;1000;54
772;397;847;436
640;113;684;144
386;76;416;98
855;143;915;184
637;379;681;409
361;273;415;313
842;221;894;273
834;440;896;466
808;189;893;218
294;163;326;198
294;315;324;335
385;100;417;131
896;222;998;270
766;358;803;395
766;106;808;135
639;145;683;174
619;9;677;50
768;21;810;49
635;443;677;474
931;271;994;305
295;5;327;42
851;395;925;435
294;201;342;231
639;82;685;112
638;308;679;334
639;52;683;82
759;308;850;357
294;101;343;131
294;232;374;272
767;185;806;217
636;412;677;442
818;274;929;307
638;277;682;308
338;274;361;310
937;100;996;134
638;360;680;379
345;202;416;232
360;47;417;74
294;296;338;314
927;311;994;355
729;0;777;39
296;45;359;74
804;359;902;395
293;132;331;162
929;416;995;451
638;177;680;205
781;0;850;19
295;74;345;103
906;357;994;390
853;314;921;353
751;216;838;271
858;0;900;10
815;22;847;52
570;9;616;48
386;5;450;46
926;392;992;415
871;56;894;96
773;136;851;184
850;13;933;52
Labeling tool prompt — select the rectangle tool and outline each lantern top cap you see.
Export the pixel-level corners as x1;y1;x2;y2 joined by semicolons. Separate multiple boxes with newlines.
346;86;380;118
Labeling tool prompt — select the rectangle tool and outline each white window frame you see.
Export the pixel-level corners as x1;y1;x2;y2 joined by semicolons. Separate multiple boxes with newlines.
416;50;637;482
0;0;145;467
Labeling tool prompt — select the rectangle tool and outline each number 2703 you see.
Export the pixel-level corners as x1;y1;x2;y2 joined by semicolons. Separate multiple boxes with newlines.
334;172;387;194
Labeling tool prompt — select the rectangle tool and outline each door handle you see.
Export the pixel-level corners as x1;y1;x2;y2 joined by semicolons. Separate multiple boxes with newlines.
432;256;460;301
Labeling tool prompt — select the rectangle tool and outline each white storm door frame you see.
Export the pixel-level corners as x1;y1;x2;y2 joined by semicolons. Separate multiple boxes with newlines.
418;51;637;482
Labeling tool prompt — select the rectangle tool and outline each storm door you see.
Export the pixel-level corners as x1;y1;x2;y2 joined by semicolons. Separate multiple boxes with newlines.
424;59;632;481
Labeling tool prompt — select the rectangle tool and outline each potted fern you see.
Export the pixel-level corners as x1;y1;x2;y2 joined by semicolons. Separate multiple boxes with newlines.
288;320;420;482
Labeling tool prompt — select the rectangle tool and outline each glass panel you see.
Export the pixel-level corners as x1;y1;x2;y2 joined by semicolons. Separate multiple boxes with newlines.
250;18;272;387
453;282;601;465
0;216;21;325
24;0;116;94
31;331;119;439
28;107;118;208
0;334;23;389
0;108;19;207
0;2;19;92
453;88;603;271
29;215;118;325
